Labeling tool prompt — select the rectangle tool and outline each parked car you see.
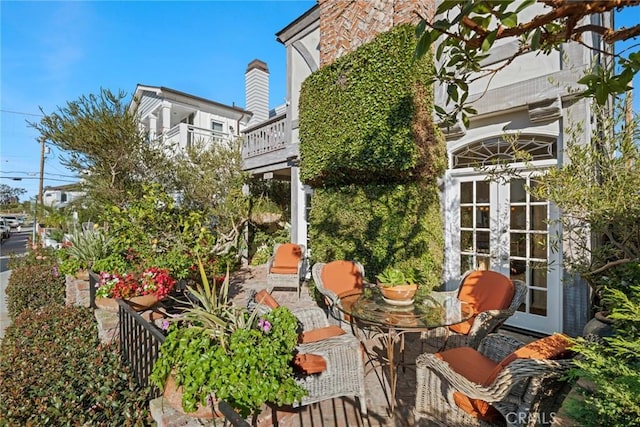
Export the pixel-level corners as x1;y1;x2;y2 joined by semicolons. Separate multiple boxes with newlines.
0;219;10;241
1;215;21;228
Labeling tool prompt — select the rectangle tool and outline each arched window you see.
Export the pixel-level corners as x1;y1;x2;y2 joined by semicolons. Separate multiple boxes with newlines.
452;135;556;169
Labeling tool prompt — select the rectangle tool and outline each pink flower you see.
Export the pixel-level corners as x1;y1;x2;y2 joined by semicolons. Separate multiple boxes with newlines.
258;318;272;333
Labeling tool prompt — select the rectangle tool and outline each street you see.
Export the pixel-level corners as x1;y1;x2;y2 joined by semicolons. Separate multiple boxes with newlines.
0;230;30;272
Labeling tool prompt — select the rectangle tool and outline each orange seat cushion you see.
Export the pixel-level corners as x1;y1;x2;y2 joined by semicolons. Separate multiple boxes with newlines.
299;325;346;344
499;333;572;368
272;243;303;270
270;266;298;275
436;333;572;422
437;347;503;422
449;271;515;335
255;289;280;309
320;260;364;297
293;353;327;375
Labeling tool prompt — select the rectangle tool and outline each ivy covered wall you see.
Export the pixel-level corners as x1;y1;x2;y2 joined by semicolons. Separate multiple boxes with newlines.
299;24;446;286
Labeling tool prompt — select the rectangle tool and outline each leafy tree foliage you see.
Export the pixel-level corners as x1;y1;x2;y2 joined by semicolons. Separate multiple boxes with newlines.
166;138;250;257
30;88;172;208
415;0;640;126
0;184;26;205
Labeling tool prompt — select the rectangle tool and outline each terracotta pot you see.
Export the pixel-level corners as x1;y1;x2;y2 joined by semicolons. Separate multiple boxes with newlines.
75;270;90;281
125;294;159;311
94;297;119;312
94;294;159;312
378;283;418;301
163;373;222;419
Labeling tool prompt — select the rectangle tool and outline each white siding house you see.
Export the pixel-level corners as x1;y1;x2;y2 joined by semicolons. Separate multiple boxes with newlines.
130;85;252;151
43;183;84;208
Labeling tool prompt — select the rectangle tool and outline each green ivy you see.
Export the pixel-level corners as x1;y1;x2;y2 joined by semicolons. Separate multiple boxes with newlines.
300;24;445;289
299;24;444;187
308;182;443;292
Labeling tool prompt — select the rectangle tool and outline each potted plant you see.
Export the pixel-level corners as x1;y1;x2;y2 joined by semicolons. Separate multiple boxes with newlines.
150;260;306;424
94;267;177;311
375;266;425;303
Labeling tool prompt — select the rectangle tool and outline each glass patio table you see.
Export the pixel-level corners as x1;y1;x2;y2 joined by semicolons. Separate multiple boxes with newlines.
336;287;474;414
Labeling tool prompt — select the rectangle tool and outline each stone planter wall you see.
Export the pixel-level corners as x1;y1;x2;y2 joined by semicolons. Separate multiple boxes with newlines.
65;274;91;307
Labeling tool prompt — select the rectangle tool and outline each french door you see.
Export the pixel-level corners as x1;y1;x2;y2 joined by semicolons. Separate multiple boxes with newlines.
452;173;561;334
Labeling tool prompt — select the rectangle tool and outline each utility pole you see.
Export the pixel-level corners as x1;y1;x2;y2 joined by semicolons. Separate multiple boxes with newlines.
38;136;45;208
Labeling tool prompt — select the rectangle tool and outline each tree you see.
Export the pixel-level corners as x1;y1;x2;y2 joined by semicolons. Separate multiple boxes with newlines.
168;138;250;256
0;184;26;205
30;88;172;208
415;0;640;126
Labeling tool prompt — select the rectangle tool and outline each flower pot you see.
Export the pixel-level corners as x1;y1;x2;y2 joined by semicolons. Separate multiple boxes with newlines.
378;283;417;303
250;212;282;225
125;294;159;311
94;294;159;312
163;373;222;419
75;270;90;281
95;296;120;312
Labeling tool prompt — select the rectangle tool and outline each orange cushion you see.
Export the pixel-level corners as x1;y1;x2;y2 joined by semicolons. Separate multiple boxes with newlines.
320;260;364;297
449;271;515;335
499;333;572;368
255;290;280;309
299;325;346;344
293;353;327;375
272;243;303;269
270;266;298;275
437;347;503;422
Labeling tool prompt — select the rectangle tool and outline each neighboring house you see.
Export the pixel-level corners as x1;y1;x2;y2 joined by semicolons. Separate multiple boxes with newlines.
43;183;84;208
244;1;608;337
130;85;252;151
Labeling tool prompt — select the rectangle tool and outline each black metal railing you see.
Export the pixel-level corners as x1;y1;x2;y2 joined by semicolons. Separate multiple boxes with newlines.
117;299;165;399
89;270;99;308
116;300;250;426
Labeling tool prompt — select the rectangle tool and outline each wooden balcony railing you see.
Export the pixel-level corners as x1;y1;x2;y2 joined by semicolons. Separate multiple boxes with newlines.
242;114;287;158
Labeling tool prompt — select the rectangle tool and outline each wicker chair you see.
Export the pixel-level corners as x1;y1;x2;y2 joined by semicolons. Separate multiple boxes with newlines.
414;333;575;427
311;261;366;327
422;270;528;351
248;290;367;415
266;243;307;297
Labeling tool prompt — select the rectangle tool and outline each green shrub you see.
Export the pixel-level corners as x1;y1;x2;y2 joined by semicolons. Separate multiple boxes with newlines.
308;182;443;292
566;284;640;426
6;249;65;320
0;305;150;425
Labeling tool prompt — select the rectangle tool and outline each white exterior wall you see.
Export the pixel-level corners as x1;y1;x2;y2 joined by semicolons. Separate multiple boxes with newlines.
436;1;602;335
282;11;320;248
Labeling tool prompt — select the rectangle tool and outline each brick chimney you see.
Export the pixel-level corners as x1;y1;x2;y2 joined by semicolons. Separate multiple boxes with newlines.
245;59;269;126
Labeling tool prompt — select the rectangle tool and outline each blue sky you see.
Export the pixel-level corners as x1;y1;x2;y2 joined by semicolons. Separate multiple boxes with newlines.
1;0;316;200
1;1;639;202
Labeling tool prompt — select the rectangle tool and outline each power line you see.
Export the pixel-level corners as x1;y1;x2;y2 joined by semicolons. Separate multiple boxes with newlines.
0;109;43;117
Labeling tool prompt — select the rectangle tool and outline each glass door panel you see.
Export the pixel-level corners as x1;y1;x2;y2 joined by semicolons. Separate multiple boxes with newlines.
453;174;561;333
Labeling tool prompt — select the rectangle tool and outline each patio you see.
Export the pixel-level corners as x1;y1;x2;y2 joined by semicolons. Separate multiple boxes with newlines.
151;264;576;427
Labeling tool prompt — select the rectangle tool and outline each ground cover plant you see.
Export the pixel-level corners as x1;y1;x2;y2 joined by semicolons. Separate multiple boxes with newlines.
0;305;150;426
5;246;65;320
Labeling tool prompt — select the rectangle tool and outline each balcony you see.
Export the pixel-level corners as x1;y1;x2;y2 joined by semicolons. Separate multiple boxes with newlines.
242;114;298;172
164;123;231;149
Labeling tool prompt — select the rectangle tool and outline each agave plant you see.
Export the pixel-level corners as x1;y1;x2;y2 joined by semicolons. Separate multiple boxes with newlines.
175;256;258;350
65;228;112;271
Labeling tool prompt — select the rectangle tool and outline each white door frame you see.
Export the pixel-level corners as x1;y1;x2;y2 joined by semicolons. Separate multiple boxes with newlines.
444;166;563;334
